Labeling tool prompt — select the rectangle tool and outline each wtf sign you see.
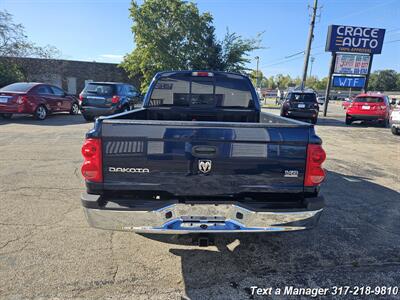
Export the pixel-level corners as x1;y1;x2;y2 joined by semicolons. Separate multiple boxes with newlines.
332;76;366;88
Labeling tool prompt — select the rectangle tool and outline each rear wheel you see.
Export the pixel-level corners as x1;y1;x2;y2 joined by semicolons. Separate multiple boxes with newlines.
345;115;352;125
311;118;318;124
0;113;12;119
34;105;47;120
380;118;389;128
82;114;95;122
391;126;399;135
70;102;79;115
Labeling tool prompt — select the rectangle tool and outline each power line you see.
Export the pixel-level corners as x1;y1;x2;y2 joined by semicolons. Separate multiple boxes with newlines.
259;36;399;69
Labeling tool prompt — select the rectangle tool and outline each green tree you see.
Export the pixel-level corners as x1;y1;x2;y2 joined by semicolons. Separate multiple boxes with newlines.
368;70;398;91
0;10;60;58
121;0;261;91
0;10;61;86
397;73;400;90
0;62;24;87
267;76;276;89
249;69;264;87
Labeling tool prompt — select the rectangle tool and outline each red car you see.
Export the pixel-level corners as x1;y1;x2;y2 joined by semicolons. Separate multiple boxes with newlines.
342;97;353;109
0;82;79;120
346;93;392;126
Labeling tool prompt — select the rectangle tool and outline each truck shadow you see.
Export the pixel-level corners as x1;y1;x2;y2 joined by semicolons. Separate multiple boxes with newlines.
141;171;400;299
317;117;388;128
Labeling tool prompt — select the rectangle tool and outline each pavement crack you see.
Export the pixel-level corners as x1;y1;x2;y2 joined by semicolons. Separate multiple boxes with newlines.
0;231;33;251
110;232;119;283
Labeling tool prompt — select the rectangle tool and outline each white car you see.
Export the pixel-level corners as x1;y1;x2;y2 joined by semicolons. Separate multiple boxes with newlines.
317;96;325;105
390;104;400;135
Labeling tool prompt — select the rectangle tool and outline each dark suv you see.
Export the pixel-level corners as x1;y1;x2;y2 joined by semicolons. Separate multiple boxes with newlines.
79;82;142;121
280;91;319;124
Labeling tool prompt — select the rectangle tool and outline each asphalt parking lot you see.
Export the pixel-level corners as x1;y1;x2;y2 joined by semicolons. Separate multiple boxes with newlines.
0;103;399;299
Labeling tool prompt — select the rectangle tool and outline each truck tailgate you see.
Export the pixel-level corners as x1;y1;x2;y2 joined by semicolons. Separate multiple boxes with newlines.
99;119;311;196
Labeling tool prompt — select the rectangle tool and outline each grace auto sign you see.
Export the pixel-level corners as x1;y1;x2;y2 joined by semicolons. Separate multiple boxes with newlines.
326;25;385;54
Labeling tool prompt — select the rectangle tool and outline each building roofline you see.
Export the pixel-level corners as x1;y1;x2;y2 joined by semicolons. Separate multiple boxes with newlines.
0;55;123;66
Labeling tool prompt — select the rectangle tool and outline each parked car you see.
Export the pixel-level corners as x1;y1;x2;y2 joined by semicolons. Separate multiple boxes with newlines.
389;101;400;135
317;96;325;105
79;82;142;121
342;97;353;110
0;82;79;120
80;71;326;243
345;93;392;126
280;91;319;124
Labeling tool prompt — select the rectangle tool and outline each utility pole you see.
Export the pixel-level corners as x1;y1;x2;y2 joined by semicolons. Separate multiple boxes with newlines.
301;0;318;90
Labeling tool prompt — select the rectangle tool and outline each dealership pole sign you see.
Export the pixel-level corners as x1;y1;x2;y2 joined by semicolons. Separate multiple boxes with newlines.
334;54;370;75
323;24;385;116
332;76;366;88
326;25;385;54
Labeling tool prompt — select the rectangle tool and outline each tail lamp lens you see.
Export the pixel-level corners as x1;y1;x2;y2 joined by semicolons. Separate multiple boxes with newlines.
16;96;28;104
305;144;326;186
111;96;120;103
79;94;83;102
81;138;102;182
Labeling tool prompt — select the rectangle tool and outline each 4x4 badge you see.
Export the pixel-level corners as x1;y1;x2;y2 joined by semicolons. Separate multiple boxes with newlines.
198;160;212;173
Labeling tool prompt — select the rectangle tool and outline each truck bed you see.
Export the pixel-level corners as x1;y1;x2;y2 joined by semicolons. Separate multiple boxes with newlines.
86;108;320;201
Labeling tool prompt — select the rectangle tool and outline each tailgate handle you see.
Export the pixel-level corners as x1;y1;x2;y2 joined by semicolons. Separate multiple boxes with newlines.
192;145;218;158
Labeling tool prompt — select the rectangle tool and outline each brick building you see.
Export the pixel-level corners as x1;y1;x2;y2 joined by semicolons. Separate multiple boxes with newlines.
0;56;138;95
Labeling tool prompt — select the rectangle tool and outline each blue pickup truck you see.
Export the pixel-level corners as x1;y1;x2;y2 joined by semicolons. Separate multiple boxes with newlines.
80;71;326;238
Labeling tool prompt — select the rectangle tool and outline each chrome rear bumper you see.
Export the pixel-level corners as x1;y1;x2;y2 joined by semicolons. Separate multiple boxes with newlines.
81;194;323;234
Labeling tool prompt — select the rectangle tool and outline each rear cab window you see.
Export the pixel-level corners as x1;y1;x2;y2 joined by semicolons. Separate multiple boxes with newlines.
149;73;255;108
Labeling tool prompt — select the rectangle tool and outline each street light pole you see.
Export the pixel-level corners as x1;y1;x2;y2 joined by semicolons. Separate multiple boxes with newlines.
309;56;315;77
255;56;260;90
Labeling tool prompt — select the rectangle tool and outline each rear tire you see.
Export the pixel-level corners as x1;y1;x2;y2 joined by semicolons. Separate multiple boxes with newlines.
82;114;95;122
0;113;12;119
70;102;79;115
380;118;389;128
391;126;399;135
34;105;47;120
311;118;318;124
345;115;352;125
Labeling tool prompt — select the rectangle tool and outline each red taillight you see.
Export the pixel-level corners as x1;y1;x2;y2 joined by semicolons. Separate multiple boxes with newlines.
379;105;387;110
79;94;83;102
16;95;28;104
111;96;120;104
81;138;102;182
304;144;326;186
